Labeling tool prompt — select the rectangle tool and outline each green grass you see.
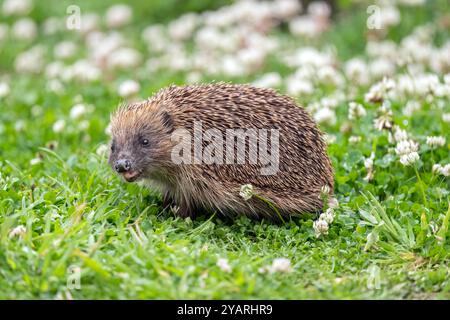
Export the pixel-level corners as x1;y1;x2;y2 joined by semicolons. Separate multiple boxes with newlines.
0;0;449;299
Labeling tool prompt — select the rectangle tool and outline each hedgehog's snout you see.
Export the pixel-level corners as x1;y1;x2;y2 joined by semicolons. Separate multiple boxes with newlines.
115;158;132;173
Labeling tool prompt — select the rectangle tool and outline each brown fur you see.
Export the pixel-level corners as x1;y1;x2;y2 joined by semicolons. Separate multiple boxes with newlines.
109;83;334;220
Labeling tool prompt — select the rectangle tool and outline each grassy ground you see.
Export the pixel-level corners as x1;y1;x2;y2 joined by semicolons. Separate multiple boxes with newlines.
0;0;449;299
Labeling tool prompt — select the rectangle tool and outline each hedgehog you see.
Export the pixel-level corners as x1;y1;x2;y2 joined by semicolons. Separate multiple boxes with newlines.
108;83;334;221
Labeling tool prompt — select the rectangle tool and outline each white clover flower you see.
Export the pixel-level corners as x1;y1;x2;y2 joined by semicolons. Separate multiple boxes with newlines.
143;28;168;53
216;258;231;273
168;13;198;41
415;74;440;96
403;100;421;117
369;58;396;79
45;61;65;79
308;1;331;18
258;266;268;274
366;39;397;59
2;0;32;16
69;60;101;82
365;77;395;103
441;164;450;177
70;103;87;120
319;208;334;224
364;157;374;170
9;225;26;238
42;17;63;35
317;65;344;86
434;164;450;177
348;102;366;120
272;0;302;20
15;46;44;73
320;185;330;195
239;184;254;201
373;103;393;131
395;139;419;156
0;82;10;98
88;32;124;61
444;73;450;85
314;107;336;126
47;79;64;94
399;152;420;166
321;96;341;109
12;18;37;40
395;140;420;166
118;79;140;98
221;56;245;77
80;13;99;35
269;258;292;273
349;136;362;144
52;119;66;133
433;83;448;98
286;77;314;96
363;151;376;181
289;16;322;38
313;219;329;237
397;74;415;96
30;157;42;165
323;133;336;144
54;41;77;59
443;113;450;123
253;72;282;88
426;136;446;148
380;6;401;28
107;48;142;69
393;127;408;142
194;26;222;50
14;120;25;132
432;164;443;174
106;4;133;28
344;58;370;85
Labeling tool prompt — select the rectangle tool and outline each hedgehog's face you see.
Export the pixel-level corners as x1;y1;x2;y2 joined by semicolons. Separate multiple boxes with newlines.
108;132;153;183
108;107;173;183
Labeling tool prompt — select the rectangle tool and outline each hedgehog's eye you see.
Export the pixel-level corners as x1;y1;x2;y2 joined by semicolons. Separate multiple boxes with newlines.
111;141;116;152
141;138;150;147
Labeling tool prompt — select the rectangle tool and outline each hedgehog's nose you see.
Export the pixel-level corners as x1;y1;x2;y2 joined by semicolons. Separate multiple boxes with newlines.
115;159;131;173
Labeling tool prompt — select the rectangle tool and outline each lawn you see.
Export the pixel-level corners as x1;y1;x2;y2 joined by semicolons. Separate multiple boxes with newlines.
0;0;449;299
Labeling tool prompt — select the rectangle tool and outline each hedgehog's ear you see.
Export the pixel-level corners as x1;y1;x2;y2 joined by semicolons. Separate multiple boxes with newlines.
161;111;174;133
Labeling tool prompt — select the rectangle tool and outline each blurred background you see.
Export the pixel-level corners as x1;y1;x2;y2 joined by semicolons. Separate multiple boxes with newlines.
0;0;448;167
1;0;450;300
0;0;449;169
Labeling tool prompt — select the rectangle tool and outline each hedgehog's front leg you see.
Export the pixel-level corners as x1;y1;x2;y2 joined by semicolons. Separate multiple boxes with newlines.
161;187;196;218
177;202;196;219
162;190;176;209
